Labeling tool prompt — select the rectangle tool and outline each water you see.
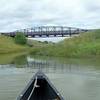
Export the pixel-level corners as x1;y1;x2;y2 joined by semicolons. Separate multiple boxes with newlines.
28;37;69;43
0;55;100;100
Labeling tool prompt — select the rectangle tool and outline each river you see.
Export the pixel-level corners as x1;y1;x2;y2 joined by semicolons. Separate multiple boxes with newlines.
0;55;100;100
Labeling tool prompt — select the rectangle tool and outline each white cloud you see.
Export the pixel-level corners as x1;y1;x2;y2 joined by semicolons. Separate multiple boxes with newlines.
0;0;100;32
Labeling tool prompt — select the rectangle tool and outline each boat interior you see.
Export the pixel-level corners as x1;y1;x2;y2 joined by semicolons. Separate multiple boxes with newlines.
19;77;61;100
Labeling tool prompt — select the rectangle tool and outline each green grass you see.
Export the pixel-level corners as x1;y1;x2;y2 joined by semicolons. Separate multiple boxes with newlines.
30;29;100;58
1;29;100;58
0;35;52;54
0;36;29;54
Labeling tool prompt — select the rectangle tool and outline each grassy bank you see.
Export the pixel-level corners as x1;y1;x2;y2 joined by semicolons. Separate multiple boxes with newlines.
0;36;29;54
1;30;100;58
0;35;51;54
31;30;100;58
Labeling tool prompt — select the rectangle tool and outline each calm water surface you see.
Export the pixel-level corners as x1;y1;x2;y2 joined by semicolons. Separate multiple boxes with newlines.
0;55;100;100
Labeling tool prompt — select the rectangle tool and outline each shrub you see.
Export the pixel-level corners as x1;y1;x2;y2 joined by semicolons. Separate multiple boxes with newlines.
15;32;27;45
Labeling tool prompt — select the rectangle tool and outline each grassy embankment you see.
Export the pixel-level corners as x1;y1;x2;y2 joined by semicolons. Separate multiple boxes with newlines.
0;36;29;54
0;35;50;54
0;35;52;64
31;30;100;58
0;29;100;58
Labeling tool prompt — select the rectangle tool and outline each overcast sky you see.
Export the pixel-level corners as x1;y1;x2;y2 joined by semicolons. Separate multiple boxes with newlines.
0;0;100;32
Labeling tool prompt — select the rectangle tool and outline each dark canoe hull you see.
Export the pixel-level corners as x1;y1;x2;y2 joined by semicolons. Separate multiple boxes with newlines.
17;71;64;100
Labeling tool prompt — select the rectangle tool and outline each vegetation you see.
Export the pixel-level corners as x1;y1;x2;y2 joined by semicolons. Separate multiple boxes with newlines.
0;36;29;54
30;29;100;58
0;35;51;54
15;32;27;45
27;39;50;47
0;29;100;58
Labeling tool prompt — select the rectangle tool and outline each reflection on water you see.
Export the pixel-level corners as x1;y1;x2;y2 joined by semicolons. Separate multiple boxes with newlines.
0;55;100;100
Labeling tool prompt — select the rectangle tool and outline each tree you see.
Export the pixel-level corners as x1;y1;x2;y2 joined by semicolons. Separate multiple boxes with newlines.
15;32;27;45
